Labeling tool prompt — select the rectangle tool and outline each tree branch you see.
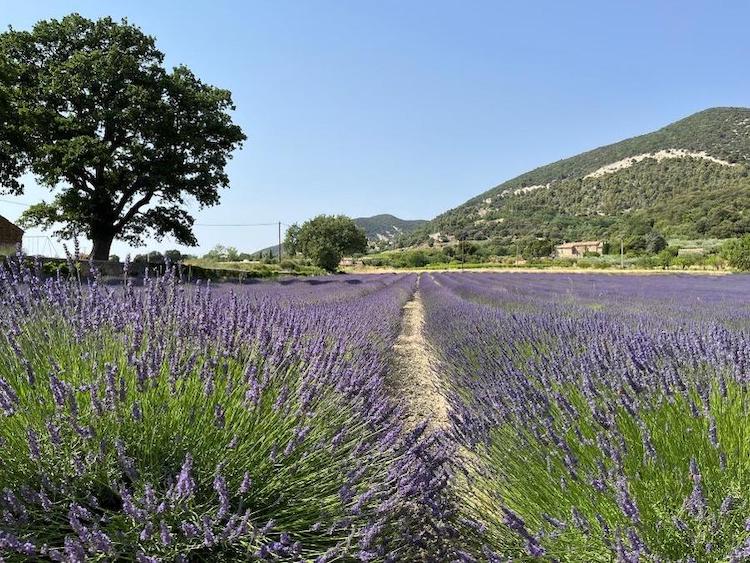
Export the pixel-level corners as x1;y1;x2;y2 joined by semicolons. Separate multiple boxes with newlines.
114;191;154;232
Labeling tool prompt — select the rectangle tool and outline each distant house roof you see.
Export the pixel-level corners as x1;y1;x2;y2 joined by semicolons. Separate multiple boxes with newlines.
555;240;602;249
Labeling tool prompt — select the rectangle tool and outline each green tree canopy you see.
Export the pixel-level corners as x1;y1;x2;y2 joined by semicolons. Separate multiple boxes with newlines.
0;14;245;259
722;235;750;271
290;215;368;272
283;223;301;256
519;237;554;260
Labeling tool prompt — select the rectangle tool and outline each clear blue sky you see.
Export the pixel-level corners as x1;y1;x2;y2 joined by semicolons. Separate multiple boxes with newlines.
2;0;749;257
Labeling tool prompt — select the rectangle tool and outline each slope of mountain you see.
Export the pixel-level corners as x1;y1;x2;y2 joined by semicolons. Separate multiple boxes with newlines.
353;214;427;242
407;107;750;244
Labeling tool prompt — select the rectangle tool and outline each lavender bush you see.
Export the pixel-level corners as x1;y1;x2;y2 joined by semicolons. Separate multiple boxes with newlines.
0;257;452;561
422;272;750;561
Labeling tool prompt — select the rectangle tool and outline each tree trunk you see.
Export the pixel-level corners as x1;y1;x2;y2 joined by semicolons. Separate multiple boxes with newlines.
90;235;114;261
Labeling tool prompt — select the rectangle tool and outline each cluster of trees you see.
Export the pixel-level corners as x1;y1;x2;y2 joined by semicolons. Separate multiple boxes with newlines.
721;236;750;271
202;245;251;262
284;215;368;272
128;249;192;264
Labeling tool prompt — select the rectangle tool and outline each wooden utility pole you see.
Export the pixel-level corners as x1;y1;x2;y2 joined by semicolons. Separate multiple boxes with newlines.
620;239;624;269
278;221;282;263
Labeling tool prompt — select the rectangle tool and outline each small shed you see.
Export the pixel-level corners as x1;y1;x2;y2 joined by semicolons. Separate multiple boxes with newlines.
0;216;23;248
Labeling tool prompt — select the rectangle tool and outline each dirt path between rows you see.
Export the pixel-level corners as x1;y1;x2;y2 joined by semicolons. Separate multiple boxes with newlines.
390;275;450;432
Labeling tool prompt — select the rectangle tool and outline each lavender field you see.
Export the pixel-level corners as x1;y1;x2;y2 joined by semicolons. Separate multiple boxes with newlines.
423;272;750;562
2;261;750;561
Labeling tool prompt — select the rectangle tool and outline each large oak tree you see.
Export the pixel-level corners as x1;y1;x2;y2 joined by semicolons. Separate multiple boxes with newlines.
0;14;245;259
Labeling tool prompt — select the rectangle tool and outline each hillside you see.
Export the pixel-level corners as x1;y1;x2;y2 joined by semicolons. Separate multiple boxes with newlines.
407;107;750;244
353;214;427;242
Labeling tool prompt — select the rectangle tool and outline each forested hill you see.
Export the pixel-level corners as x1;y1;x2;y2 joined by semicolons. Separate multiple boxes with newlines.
406;107;750;244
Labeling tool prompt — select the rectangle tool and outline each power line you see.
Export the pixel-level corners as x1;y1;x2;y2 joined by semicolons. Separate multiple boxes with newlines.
195;222;279;227
0;198;292;237
0;198;32;207
0;199;291;228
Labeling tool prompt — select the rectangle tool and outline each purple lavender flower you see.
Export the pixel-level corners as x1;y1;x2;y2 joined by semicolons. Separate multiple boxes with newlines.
238;471;252;495
0;377;19;415
131;401;143;422
615;477;640;524
721;494;735;515
159;520;171;546
181;521;198;538
26;428;41;460
214;403;225;428
202;515;216;546
173;453;195;501
63;536;86;563
213;470;230;519
139;522;153;542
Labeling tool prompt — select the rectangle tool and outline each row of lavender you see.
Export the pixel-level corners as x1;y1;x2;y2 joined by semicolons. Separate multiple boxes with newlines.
0;260;453;561
421;272;750;561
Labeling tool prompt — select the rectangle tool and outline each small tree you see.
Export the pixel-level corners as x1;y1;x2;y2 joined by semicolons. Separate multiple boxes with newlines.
0;15;245;259
163;249;184;263
295;215;367;272
645;232;668;254
656;248;675;269
722;236;750;271
283;224;301;256
203;245;227;261
225;247;240;262
520;237;554;260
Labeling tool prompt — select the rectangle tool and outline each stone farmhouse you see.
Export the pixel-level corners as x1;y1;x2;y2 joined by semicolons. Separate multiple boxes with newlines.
0;215;23;248
555;240;603;258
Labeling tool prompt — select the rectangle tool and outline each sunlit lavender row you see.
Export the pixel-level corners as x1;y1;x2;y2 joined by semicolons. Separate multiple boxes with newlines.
0;260;458;561
422;272;750;561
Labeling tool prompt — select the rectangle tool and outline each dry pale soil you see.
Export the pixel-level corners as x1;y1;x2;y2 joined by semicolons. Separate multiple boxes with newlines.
389;275;451;432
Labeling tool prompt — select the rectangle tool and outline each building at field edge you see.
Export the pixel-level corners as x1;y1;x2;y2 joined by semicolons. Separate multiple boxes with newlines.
555;240;603;258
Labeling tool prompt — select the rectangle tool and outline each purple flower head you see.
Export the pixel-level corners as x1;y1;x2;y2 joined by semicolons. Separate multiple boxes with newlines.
139;522;153;542
684;482;707;519
202;515;216;546
615;477;640;524
181;521;198;538
214;403;225;429
721;495;735;516
173;453;195;501
115;439;138;481
239;471;252;495
131;401;143;422
63;536;86;563
159;520;172;546
213;470;230;520
26;428;41;460
0;377;19;415
90;530;113;554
